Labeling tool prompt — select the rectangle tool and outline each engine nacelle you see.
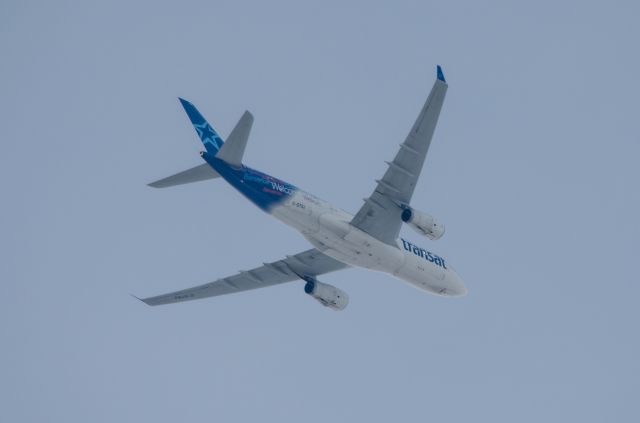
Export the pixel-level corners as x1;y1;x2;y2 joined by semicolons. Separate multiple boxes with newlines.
401;207;445;240
304;280;349;311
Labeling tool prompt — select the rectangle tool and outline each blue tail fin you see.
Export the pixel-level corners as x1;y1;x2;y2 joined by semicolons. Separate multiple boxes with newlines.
178;98;224;153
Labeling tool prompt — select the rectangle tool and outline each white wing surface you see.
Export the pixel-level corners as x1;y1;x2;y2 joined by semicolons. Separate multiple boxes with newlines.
138;249;348;306
350;67;448;245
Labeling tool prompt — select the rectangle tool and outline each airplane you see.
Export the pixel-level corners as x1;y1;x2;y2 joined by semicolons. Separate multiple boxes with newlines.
138;65;466;311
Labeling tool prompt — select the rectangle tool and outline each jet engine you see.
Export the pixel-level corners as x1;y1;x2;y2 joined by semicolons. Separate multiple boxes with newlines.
401;207;445;240
304;279;349;311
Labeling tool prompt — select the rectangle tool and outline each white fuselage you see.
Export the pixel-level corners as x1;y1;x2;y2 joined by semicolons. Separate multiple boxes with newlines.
272;190;466;297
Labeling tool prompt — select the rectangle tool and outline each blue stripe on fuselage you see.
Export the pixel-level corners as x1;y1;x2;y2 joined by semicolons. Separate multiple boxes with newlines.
202;152;296;211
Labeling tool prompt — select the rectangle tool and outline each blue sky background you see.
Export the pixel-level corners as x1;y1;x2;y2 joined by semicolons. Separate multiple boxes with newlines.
1;1;639;421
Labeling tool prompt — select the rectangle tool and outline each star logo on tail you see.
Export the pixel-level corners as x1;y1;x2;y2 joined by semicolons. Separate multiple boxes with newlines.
194;122;221;150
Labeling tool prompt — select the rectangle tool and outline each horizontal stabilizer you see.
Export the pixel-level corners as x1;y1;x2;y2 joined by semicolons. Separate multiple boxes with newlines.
148;163;220;188
215;110;254;166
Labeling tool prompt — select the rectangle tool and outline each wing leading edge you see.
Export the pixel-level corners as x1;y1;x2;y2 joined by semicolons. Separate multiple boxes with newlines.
138;249;348;306
350;66;448;245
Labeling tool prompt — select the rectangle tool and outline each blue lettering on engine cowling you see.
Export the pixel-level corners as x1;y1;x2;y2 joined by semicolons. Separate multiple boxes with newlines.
401;238;447;269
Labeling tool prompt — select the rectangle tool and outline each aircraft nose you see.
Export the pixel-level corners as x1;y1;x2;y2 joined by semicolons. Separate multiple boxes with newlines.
447;269;467;297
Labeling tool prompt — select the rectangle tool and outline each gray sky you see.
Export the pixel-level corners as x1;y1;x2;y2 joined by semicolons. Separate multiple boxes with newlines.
2;1;639;422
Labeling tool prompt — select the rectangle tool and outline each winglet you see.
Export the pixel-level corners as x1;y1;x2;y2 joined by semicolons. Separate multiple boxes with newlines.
178;98;224;153
437;65;446;83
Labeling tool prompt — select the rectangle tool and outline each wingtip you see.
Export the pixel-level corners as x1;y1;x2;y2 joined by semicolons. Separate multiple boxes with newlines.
131;294;150;305
437;65;446;83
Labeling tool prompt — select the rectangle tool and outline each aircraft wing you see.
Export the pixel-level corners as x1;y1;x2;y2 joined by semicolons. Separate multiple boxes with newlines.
138;249;348;306
350;66;448;245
